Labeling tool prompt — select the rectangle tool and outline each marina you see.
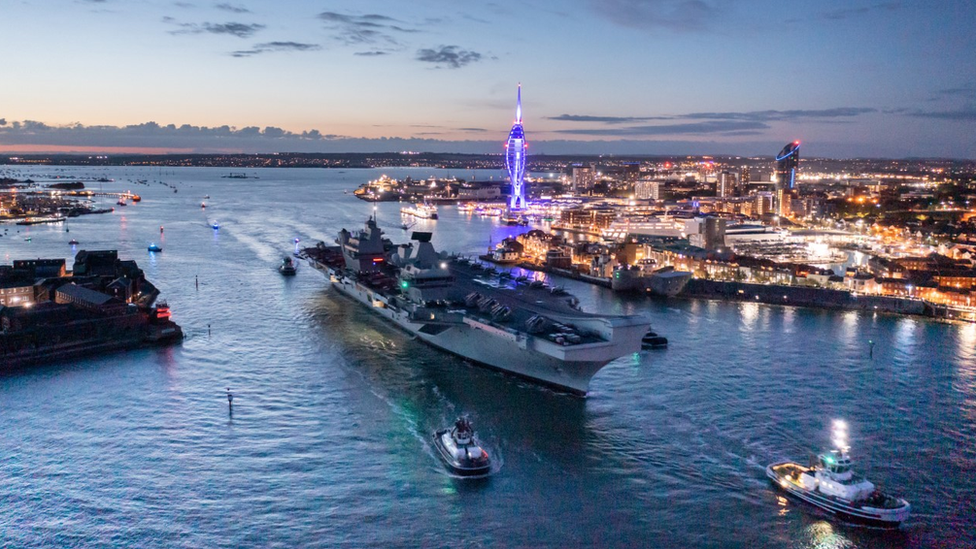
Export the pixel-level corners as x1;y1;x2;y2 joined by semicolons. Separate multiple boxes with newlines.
0;166;972;548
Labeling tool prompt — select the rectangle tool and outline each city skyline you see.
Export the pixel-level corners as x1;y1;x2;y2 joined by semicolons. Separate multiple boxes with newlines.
1;0;975;159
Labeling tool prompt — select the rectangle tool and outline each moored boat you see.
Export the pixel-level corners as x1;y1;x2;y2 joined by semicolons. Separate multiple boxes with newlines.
641;329;668;349
401;202;438;220
766;420;910;528
433;417;491;477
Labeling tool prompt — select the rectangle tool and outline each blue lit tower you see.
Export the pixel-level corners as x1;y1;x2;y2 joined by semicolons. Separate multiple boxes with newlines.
505;84;527;210
775;141;800;191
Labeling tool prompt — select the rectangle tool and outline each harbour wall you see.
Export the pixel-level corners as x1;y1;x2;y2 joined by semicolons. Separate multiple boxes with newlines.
680;279;927;316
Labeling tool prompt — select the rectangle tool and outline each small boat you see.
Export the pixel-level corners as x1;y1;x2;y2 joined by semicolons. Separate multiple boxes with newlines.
641;330;668;349
148;243;162;252
766;420;910;528
432;417;491;477
279;256;297;276
68;239;79;245
201;202;207;209
117;198;127;206
204;195;210;199
212;221;220;230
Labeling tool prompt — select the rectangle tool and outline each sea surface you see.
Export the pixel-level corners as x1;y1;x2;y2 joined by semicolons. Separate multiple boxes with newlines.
1;166;974;548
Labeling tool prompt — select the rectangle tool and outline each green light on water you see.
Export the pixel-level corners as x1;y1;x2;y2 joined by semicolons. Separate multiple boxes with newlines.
400;280;409;289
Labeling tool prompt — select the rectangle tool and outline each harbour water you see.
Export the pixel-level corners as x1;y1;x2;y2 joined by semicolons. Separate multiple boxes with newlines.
1;166;974;548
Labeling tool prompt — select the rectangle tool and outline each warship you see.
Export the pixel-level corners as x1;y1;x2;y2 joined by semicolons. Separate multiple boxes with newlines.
300;216;650;395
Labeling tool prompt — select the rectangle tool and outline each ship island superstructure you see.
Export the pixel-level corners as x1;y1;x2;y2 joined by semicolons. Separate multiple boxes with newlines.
301;216;650;395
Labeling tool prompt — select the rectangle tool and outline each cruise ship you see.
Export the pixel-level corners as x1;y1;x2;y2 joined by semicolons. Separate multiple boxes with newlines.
301;216;650;395
401;203;438;220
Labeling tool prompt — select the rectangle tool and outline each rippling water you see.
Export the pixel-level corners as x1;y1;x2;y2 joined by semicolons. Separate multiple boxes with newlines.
1;166;974;548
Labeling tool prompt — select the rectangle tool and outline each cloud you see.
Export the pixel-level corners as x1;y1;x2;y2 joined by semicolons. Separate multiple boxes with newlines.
415;45;482;68
317;11;417;47
457;127;488;132
354;50;389;57
552;120;769;136
935;86;976;100
820;2;900;21
906;108;976;121
202;22;264;38
215;3;249;13
165;18;264;38
547;108;875;128
231;41;321;57
590;0;721;32
547;114;671;124
683;108;877;121
0;119;350;152
0;119;6;126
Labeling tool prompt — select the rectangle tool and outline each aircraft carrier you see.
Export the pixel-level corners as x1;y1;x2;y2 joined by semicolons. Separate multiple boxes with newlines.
300;217;651;395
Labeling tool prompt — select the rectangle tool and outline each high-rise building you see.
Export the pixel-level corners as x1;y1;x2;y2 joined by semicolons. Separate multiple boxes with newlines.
775;141;800;191
718;171;736;198
634;179;660;200
505;84;527;210
571;164;595;194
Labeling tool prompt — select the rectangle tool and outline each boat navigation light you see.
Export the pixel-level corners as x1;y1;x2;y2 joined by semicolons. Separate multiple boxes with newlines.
832;420;849;451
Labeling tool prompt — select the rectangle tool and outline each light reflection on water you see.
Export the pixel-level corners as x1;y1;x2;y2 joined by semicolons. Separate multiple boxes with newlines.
0;166;972;548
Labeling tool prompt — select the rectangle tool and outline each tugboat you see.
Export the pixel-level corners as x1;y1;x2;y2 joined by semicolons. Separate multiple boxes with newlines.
433;417;491;477
279;256;297;276
148;243;162;252
766;420;910;528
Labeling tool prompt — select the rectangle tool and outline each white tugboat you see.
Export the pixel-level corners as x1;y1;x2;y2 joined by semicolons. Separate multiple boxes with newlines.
433;417;491;477
766;420;911;528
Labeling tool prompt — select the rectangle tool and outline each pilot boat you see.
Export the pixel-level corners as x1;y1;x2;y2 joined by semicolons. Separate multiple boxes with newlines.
433;417;491;477
279;256;297;276
766;420;910;528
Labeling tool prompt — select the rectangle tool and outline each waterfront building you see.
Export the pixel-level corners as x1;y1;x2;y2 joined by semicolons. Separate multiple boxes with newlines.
505;84;527;211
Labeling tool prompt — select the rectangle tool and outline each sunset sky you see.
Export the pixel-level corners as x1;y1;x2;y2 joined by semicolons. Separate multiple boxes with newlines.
1;0;974;158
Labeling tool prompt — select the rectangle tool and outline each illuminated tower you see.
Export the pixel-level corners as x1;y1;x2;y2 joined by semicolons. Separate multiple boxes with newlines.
775;141;800;191
505;84;527;210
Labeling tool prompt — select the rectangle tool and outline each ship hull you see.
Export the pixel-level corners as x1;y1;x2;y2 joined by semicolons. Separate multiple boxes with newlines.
766;463;909;528
312;262;642;395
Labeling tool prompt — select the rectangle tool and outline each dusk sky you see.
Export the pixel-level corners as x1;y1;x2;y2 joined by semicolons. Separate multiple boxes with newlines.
2;0;975;158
